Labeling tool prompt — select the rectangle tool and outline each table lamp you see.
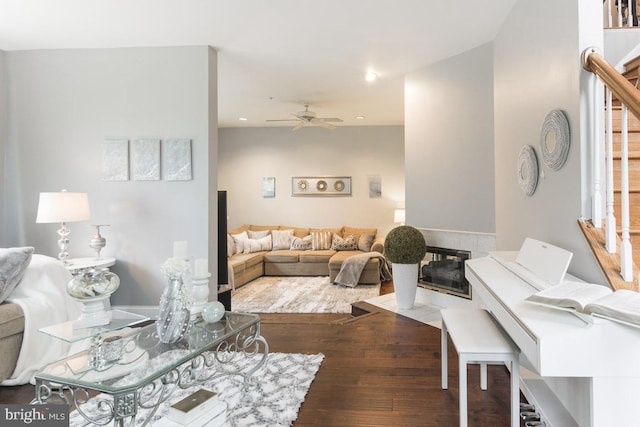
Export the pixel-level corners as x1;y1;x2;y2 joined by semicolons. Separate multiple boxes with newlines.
36;190;91;264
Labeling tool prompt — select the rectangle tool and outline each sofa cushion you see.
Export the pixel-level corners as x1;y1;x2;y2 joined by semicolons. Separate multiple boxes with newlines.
0;302;25;339
343;226;377;242
264;250;300;263
290;235;312;250
272;229;294;250
247;229;270;239
228;257;246;275
0;247;34;304
243;236;272;253
250;225;279;232
231;252;265;268
228;224;250;235
311;230;333;250
358;233;376;252
230;231;249;254
280;226;311;238
328;250;380;269
331;234;357;251
299;250;335;263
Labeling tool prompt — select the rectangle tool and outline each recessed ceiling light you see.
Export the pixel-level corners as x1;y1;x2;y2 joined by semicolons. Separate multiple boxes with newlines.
365;71;377;82
239;117;248;121
355;116;365;120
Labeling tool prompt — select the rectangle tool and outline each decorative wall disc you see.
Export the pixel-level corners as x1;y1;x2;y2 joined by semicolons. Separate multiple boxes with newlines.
540;109;570;171
517;145;539;196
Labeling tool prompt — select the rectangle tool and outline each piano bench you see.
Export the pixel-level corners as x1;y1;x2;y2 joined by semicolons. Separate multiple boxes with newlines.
440;308;520;427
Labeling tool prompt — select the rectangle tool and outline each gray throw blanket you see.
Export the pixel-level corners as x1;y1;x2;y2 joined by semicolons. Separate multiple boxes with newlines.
334;252;392;288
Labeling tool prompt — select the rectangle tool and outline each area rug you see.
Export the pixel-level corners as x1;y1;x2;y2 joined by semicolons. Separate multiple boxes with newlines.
232;276;381;313
69;352;324;426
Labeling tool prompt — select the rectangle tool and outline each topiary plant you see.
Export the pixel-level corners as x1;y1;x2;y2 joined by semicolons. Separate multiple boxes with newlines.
384;225;427;264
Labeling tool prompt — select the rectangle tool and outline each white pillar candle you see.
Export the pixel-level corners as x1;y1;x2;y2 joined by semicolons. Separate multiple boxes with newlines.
194;258;208;277
173;240;189;259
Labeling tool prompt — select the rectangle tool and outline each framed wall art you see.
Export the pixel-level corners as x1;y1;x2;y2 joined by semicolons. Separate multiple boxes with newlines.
263;177;275;197
102;138;129;181
292;176;351;196
132;138;161;180
164;138;192;181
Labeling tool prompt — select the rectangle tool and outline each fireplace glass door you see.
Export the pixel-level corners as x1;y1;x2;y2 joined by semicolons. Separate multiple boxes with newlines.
419;246;472;299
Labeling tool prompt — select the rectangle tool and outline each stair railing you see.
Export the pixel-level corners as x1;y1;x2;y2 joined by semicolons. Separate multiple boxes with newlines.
605;0;638;28
583;47;640;281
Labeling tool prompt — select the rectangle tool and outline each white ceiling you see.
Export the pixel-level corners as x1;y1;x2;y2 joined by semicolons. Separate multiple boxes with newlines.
0;0;516;128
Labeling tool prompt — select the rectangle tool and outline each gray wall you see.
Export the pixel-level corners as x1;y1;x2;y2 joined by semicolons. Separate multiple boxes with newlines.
218;126;404;236
405;42;495;233
493;0;604;285
3;46;218;305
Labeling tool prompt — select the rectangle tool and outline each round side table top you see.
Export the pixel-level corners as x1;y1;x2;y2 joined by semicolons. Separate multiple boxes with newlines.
65;257;116;272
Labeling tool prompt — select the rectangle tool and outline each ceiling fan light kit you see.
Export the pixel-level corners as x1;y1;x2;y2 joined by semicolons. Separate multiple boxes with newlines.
267;104;343;131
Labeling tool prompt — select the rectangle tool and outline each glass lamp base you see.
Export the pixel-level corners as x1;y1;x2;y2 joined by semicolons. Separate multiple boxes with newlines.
72;295;111;329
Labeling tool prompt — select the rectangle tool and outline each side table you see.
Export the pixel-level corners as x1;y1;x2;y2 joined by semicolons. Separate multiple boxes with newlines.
65;257;116;275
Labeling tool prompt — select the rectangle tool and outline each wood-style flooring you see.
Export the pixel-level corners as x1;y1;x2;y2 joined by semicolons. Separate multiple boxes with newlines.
0;280;519;426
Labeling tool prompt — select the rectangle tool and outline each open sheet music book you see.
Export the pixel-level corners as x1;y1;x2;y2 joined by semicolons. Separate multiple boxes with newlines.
526;281;640;328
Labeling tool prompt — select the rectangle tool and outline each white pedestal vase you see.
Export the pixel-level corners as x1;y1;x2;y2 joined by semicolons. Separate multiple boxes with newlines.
392;263;419;309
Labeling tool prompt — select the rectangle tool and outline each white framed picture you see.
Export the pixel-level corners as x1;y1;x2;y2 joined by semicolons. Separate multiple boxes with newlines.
132;138;161;181
164;138;192;181
102;138;129;181
263;177;275;197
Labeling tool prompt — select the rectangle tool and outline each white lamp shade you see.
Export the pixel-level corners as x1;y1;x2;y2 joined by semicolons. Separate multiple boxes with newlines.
394;208;406;224
36;192;91;223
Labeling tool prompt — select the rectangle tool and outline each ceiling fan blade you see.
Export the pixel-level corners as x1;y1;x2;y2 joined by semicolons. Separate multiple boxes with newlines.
315;118;343;123
266;119;300;122
292;122;305;131
316;121;336;130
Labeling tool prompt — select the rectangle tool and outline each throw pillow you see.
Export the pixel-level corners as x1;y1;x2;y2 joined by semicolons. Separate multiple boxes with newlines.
331;234;357;251
272;229;294;250
242;235;272;254
290;235;312;250
226;234;236;256
0;247;34;303
358;233;376;252
230;231;249;254
311;231;333;250
247;229;270;239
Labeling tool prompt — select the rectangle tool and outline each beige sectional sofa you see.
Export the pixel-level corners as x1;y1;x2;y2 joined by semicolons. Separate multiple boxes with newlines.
227;225;385;289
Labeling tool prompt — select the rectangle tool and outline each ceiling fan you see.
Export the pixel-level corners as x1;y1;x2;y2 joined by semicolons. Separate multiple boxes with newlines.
267;104;343;131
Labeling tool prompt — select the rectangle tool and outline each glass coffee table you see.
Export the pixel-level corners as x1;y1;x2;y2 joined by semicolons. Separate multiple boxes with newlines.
34;311;268;426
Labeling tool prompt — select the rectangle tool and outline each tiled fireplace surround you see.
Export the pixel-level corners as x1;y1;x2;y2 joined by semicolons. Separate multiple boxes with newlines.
367;227;496;326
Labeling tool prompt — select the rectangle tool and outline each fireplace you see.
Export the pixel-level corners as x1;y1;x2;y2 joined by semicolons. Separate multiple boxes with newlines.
419;246;472;299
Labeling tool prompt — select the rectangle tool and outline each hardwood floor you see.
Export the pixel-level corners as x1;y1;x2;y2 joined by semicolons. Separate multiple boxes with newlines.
0;280;519;426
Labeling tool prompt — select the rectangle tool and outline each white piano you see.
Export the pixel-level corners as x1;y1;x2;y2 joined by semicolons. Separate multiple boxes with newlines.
466;251;640;427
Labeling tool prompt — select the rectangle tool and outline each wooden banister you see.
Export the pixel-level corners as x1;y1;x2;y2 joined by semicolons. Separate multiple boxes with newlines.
583;47;640;121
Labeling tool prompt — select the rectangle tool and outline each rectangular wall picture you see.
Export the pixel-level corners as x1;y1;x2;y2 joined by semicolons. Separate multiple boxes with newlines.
368;175;382;198
263;177;275;197
164;138;192;181
291;176;351;196
132;138;161;180
102;138;129;181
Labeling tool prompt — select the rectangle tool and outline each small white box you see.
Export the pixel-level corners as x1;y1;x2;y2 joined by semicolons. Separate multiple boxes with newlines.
154;405;226;427
166;388;225;425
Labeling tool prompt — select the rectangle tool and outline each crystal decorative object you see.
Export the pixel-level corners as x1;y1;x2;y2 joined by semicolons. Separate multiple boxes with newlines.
67;268;119;299
156;278;191;344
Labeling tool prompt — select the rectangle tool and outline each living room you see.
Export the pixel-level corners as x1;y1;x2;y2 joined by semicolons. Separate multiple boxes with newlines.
0;0;629;425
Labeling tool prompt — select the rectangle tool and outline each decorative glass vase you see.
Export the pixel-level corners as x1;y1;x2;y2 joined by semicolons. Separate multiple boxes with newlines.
156;278;191;344
67;268;120;300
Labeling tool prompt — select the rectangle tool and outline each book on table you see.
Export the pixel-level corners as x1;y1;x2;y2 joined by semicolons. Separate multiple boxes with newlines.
525;281;640;327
